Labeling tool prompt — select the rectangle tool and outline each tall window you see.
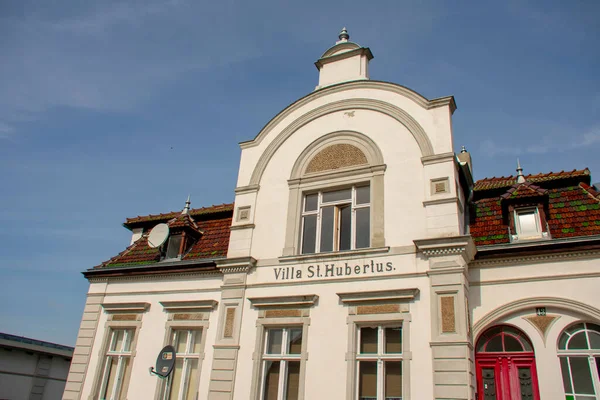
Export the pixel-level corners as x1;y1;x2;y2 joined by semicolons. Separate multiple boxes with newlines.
558;322;600;399
356;326;402;400
162;329;202;400
259;327;303;400
301;184;370;254
98;328;134;400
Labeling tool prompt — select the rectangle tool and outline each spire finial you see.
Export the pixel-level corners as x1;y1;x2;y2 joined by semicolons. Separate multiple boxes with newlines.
338;27;349;42
182;195;191;215
460;145;467;153
516;159;526;183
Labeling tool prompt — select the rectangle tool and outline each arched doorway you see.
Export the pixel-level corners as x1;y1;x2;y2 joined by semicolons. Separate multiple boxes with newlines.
475;325;540;400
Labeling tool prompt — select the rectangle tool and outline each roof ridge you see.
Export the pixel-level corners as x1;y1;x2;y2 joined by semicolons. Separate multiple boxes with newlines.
125;203;234;225
580;182;600;203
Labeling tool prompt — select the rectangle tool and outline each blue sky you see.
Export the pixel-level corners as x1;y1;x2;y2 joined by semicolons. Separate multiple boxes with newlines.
0;0;598;346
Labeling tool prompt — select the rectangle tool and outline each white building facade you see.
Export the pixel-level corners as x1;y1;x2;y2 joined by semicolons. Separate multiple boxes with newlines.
63;31;600;400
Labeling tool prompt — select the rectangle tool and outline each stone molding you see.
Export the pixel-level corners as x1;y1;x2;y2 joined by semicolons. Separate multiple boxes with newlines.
315;46;373;68
239;80;455;150
422;197;460;207
471;248;600;267
234;184;260;194
101;302;150;313
216;256;257;274
278;246;389;263
414;235;476;261
248;98;434;186
337;288;419;304
229;223;255;231
421;152;455;165
87;270;221;283
159;300;218;311
248;294;319;308
472;297;600;338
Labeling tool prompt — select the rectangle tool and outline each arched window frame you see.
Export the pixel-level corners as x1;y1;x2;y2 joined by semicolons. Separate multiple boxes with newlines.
475;325;534;354
281;131;386;257
557;322;600;399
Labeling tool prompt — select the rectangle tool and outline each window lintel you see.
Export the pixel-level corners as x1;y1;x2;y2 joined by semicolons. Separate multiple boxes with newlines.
337;289;419;305
159;300;218;312
102;302;150;313
248;295;319;309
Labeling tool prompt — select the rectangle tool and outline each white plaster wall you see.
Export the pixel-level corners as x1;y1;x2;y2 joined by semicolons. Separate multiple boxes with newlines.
249;109;427;259
318;55;367;87
234;253;434;399
470;257;600;400
80;276;222;400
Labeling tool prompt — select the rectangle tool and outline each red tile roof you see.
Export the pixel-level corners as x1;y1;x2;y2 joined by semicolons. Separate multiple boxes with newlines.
500;182;547;200
470;181;600;246
474;169;590;191
124;203;233;227
95;204;233;269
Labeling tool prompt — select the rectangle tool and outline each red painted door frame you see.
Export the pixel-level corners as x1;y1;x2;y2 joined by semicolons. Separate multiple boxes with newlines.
476;354;540;400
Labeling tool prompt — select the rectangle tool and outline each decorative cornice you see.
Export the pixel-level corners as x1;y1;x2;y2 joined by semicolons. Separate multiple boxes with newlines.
414;236;476;261
471;248;600;267
216;256;257;274
315;47;373;69
337;289;419;304
239;80;455;149
159;300;218;311
87;270;221;283
101;302;150;313
248;294;319;308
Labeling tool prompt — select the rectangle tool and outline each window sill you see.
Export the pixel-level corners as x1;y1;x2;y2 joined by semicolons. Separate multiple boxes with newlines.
278;247;390;264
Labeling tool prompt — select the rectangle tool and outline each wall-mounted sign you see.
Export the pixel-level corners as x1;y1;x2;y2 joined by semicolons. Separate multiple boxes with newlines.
272;259;396;282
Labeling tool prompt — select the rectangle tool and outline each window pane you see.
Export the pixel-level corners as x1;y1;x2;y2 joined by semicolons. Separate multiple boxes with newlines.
320;206;334;252
101;357;118;400
385;361;402;399
301;215;317;254
168;359;184;400
191;330;202;354
518;367;533;399
517;212;538;235
304;193;318;211
112;330;124;352
166;235;182;259
588;331;600;350
358;361;377;399
560;357;573;394
288;329;303;355
322;188;351;203
385;327;402;354
355;208;370;249
339;205;352;251
569;357;595;395
185;359;200;400
267;329;283;354
504;335;524;352
286;361;300;400
263;361;280;400
356;185;370;205
360;327;378;354
485;335;503;352
122;330;132;352
568;332;589;350
559;332;569;350
175;331;188;354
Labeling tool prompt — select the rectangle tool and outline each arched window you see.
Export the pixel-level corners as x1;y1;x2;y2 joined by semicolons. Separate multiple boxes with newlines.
476;325;534;354
557;322;600;399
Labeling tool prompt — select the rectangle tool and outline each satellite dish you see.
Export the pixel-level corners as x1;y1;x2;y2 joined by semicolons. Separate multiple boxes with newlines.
148;223;169;248
149;345;176;378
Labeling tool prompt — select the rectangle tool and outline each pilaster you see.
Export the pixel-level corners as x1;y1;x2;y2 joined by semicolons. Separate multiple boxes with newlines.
207;257;256;400
414;236;476;400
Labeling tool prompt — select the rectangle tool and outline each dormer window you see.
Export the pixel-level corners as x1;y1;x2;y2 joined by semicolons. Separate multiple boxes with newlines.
513;208;542;240
165;234;183;260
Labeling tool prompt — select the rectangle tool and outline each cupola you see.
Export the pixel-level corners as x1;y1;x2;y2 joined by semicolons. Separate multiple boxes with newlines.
315;28;374;90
